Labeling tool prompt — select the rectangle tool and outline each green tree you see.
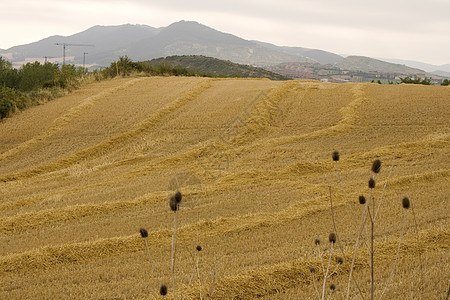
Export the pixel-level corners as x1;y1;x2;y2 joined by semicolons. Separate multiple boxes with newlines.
18;62;59;91
441;79;450;86
0;57;20;88
0;86;27;118
57;64;79;88
116;56;135;76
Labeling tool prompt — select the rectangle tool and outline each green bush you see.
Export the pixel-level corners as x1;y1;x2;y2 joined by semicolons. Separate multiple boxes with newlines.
0;86;23;118
400;76;432;85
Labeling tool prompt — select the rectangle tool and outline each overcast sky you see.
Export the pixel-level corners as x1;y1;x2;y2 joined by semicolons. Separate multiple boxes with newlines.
1;0;449;65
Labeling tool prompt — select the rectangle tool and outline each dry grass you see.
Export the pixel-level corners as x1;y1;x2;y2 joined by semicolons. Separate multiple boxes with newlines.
0;77;449;299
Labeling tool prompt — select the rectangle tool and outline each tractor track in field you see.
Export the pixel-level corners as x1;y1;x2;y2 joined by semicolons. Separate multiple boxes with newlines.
0;78;143;162
0;79;212;183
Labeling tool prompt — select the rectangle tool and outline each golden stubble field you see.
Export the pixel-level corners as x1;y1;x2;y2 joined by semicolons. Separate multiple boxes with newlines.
0;76;448;299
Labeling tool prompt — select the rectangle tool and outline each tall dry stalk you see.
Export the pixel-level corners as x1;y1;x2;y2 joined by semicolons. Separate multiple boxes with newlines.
184;245;203;300
139;228;154;273
310;266;320;299
331;150;400;299
332;150;355;218
169;191;182;300
321;233;336;300
310;234;342;300
329;152;365;299
379;197;410;299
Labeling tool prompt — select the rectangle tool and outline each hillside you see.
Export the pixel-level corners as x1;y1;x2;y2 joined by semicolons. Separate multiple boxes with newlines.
265;61;448;83
0;21;308;68
252;41;344;64
334;56;426;75
376;58;450;75
146;55;289;80
4;20;441;77
0;77;449;299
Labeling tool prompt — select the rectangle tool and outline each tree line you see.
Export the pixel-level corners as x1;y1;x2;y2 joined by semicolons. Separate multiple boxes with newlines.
0;57;86;119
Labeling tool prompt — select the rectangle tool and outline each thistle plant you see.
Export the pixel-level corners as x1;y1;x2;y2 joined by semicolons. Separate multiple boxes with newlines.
139;227;154;273
310;233;342;300
328;283;336;300
379;197;410;299
328;148;412;299
184;245;203;299
170;191;182;300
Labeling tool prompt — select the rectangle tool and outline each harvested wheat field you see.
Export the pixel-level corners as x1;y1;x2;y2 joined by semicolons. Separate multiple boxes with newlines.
0;76;449;299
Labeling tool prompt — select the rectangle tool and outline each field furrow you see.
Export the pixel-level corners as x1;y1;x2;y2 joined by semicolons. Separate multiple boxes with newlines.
0;79;212;182
0;78;143;162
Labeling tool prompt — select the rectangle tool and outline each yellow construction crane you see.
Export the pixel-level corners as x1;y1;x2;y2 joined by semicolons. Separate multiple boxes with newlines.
54;43;94;65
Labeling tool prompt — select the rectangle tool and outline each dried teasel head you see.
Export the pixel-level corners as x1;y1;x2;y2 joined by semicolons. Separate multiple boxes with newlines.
196;245;202;252
310;266;316;273
169;191;182;211
368;178;376;189
169;195;178;211
359;195;366;205
371;159;382;173
329;232;337;244
330;283;336;291
159;284;168;296
332;151;340;162
139;228;148;238
336;256;344;264
314;238;321;245
174;191;182;204
402;197;410;209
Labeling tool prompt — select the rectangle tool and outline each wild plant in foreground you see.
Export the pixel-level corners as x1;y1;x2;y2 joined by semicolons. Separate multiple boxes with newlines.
184;245;203;299
328;149;413;299
170;191;182;300
139;227;154;273
345;156;386;300
310;233;343;300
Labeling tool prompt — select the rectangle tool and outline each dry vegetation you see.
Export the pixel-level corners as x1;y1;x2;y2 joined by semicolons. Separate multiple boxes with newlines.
0;76;449;299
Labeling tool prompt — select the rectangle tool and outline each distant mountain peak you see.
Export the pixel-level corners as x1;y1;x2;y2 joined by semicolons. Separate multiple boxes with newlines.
0;20;445;77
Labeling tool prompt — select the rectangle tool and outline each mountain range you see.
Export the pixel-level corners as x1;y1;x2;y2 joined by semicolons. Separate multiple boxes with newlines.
1;20;449;78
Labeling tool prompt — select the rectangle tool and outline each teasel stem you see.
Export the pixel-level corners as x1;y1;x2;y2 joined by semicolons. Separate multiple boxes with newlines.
310;267;320;299
329;186;365;299
197;257;202;300
369;208;374;300
362;180;375;254
139;228;154;273
315;239;325;276
346;201;369;300
327;284;336;300
185;246;202;300
144;239;154;273
379;201;408;299
328;186;340;248
410;202;424;292
169;191;182;300
374;145;397;222
327;257;343;278
334;159;356;219
172;210;178;299
322;235;335;300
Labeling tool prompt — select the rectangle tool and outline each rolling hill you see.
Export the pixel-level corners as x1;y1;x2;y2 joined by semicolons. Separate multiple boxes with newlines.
146;55;289;80
334;56;426;74
0;77;448;298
